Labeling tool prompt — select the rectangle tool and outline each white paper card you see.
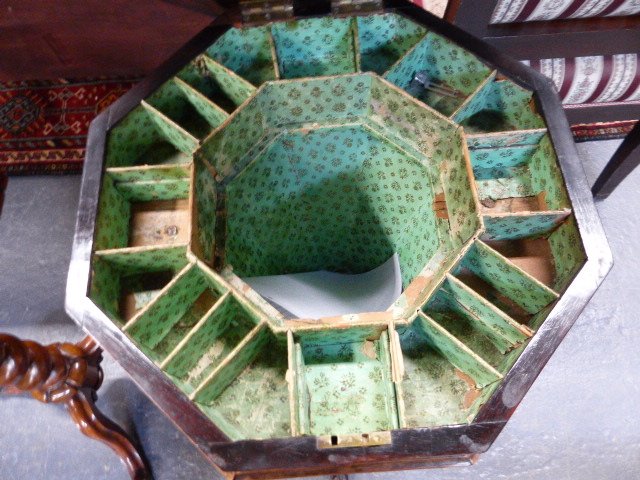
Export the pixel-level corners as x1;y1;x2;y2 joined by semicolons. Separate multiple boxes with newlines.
244;254;402;319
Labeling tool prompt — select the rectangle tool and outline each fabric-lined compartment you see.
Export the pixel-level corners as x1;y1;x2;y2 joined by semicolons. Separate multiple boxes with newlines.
356;12;426;75
451;240;559;324
271;16;358;79
104;105;193;168
471;135;571;214
384;32;493;116
196;333;292;441
292;326;398;437
93;169;191;251
123;263;227;356
453;77;546;133
160;293;257;395
189;322;272;404
176;55;256;114
394;318;494;429
146;78;229;139
430;276;531;354
89;245;189;327
206;25;279;86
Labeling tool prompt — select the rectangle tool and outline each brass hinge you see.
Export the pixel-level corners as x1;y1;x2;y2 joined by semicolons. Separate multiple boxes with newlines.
240;0;294;24
331;0;384;14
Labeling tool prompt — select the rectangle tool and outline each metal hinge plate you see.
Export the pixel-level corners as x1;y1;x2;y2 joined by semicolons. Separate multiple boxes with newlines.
331;0;384;14
240;0;295;24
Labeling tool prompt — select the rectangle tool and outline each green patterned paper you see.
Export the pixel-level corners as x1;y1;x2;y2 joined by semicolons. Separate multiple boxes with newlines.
174;78;229;132
225;125;440;288
141;102;199;155
357;13;426;75
192;324;271;404
455;79;546;133
260;74;371;129
115;179;190;202
126;264;209;349
425;291;504;369
200;55;257;108
89;249;187;326
465;129;547;149
106;165;190;183
369;75;456;163
272;17;358;79
455;241;558;315
94;174;130;251
415;312;501;388
440;274;529;350
162;295;256;388
194;160;217;263
299;337;397;436
469;144;537;170
441;130;481;246
199;337;291;440
425;286;519;355
397;322;476;428
528;135;570;210
206;25;278;86
482;211;570;240
547;216;587;293
105;106;167;168
384;33;492;116
95;245;189;273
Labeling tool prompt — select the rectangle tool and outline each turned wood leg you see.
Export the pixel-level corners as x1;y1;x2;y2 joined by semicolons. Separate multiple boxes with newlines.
592;121;640;199
0;333;151;480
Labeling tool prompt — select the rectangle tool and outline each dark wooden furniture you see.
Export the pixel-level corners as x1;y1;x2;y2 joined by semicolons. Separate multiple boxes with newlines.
64;2;612;478
0;0;216;81
592;120;640;198
444;0;640;124
0;334;151;480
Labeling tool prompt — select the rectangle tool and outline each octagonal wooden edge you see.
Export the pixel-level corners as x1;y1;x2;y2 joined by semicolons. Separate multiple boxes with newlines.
65;2;613;478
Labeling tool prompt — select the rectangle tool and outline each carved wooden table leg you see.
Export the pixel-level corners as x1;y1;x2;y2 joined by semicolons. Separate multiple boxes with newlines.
0;333;151;480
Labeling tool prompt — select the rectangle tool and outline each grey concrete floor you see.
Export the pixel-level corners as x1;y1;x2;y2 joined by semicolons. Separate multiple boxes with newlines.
1;138;639;479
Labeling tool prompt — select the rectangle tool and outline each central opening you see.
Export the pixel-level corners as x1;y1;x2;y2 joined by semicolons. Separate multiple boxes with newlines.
224;125;442;300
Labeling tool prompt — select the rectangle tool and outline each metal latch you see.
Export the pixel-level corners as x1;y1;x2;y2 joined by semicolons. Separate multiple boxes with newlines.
317;431;392;449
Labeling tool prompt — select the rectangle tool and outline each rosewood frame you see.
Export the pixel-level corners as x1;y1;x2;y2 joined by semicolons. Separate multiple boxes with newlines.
65;3;612;478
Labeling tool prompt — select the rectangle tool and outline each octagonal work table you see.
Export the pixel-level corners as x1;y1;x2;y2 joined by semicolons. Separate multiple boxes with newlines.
66;2;612;478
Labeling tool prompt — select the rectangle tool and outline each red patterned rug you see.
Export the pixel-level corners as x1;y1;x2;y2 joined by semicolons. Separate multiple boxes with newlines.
571;120;637;142
0;78;633;175
0;78;139;175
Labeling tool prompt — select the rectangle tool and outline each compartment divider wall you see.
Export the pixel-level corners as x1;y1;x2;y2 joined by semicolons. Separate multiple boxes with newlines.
473;239;559;305
351;17;362;72
443;273;532;339
122;263;205;344
450;71;497;120
426;285;522;354
293;342;310;435
481;209;571;241
199;55;258;107
415;311;502;388
190;322;271;404
159;291;231;369
286;330;299;437
377;330;400;430
140;101;199;154
172;77;231;130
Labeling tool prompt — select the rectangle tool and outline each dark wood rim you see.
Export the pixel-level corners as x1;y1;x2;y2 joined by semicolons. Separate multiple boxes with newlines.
65;2;613;476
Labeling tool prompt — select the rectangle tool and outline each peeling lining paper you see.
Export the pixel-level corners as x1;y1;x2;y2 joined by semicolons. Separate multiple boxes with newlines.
244;254;402;319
